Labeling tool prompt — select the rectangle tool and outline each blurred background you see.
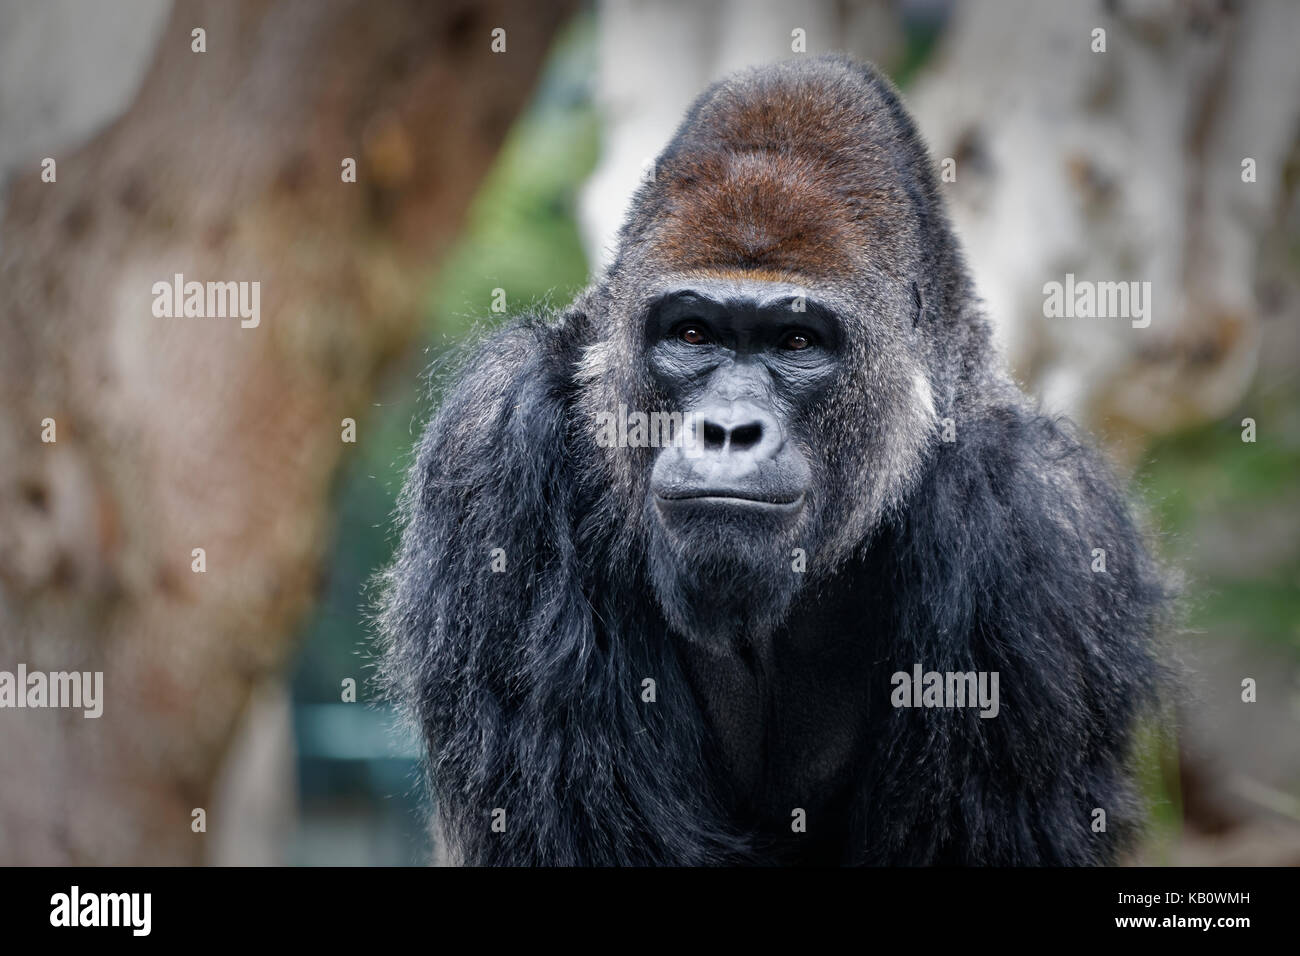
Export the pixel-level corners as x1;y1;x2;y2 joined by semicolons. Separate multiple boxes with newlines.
0;0;1296;865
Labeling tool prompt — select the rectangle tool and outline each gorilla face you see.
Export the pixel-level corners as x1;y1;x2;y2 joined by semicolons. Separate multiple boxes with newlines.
573;55;955;647
642;276;843;645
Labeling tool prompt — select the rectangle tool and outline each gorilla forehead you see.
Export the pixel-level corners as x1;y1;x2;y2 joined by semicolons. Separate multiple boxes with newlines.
643;274;832;325
619;56;925;282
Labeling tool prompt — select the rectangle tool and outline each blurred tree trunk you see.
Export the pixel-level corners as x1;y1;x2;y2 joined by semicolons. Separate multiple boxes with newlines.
0;0;574;864
908;0;1300;455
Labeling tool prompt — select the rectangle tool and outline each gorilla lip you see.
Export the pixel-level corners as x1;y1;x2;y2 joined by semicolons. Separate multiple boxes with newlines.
654;491;806;512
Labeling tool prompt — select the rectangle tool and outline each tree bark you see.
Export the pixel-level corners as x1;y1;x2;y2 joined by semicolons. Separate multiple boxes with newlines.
0;0;574;864
908;0;1300;452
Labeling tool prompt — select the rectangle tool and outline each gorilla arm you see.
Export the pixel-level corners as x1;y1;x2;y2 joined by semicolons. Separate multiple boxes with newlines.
379;316;580;863
379;312;749;865
850;400;1168;865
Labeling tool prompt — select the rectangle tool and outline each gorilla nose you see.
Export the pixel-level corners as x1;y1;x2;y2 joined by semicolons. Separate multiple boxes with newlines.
651;400;810;514
697;405;780;460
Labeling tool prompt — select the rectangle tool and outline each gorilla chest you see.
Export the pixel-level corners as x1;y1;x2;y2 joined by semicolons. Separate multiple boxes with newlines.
678;632;873;851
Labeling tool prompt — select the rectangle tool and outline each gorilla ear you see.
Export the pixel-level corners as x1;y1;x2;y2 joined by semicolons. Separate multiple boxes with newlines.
911;282;925;328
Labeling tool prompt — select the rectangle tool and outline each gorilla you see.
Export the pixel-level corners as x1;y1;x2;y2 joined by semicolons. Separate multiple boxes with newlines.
379;55;1168;866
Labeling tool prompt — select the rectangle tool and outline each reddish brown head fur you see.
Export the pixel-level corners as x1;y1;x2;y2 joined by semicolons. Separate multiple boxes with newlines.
618;57;921;283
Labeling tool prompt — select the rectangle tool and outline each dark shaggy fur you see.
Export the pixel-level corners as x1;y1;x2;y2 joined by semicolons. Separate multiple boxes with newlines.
379;56;1168;866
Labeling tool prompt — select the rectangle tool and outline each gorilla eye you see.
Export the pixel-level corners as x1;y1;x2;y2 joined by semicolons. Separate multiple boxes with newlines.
782;331;812;351
678;326;708;345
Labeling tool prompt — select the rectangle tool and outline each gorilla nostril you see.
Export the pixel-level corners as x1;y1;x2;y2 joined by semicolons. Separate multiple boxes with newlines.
702;420;727;450
729;422;762;451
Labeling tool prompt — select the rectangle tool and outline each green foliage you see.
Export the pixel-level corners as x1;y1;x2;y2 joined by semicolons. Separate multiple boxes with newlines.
1135;379;1300;650
427;18;597;340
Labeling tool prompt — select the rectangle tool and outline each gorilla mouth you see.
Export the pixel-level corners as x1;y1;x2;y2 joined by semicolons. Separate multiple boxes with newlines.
654;490;806;514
